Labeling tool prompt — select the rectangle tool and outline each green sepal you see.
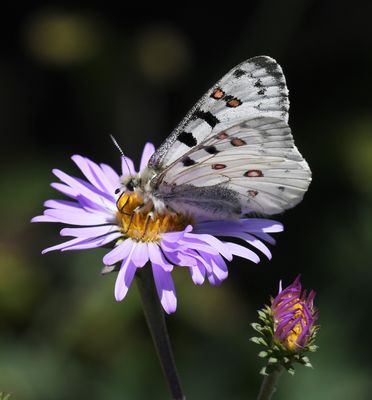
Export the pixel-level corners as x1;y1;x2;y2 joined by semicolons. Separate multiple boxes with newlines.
258;310;267;320
251;322;263;332
259;366;268;376
250;336;262;345
272;344;281;352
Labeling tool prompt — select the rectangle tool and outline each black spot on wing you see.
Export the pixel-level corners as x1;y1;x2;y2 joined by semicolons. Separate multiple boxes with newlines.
182;156;196;166
257;88;267;95
204;145;219;154
252;56;283;81
177;131;197;147
193;110;220;128
233;68;246;78
254;79;263;88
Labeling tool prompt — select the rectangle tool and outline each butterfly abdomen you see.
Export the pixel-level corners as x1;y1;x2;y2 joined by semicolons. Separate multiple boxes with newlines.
154;183;242;220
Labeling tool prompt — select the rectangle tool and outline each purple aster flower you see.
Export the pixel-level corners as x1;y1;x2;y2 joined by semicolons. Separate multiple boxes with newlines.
32;143;283;314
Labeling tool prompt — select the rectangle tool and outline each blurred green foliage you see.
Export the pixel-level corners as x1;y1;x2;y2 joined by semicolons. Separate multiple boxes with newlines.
1;2;372;399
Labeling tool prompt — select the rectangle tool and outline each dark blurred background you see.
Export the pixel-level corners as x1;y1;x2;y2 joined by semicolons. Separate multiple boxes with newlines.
1;2;372;399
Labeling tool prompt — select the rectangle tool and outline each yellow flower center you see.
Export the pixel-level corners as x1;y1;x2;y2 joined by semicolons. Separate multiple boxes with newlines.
274;295;307;350
116;191;193;242
285;302;305;350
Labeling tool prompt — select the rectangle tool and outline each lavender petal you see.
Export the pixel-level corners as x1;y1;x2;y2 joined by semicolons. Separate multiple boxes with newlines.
44;208;112;226
53;169;115;204
139;142;156;172
161;246;197;267
115;257;137;301
42;232;121;254
131;242;149;268
44;199;81;210
61;225;119;238
121;156;136;176
183;233;233;260
103;239;134;265
151;264;177;314
189;264;205;285
99;163;120;187
72;155;115;195
148;243;173;271
50;182;78;199
224;242;260;264
31;215;60;223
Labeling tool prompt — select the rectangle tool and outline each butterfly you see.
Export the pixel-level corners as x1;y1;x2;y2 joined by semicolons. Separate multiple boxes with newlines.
121;56;311;220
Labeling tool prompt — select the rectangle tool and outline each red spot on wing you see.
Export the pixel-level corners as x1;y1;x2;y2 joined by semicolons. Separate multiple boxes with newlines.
226;97;242;107
231;138;246;146
244;170;263;177
216;131;229;139
212;163;226;170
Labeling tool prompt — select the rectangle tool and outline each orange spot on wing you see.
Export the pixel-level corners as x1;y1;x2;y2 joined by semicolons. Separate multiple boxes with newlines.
226;97;242;107
211;87;225;99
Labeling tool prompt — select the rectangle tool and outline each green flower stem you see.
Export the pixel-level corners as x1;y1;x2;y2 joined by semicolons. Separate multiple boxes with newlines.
256;367;284;400
136;266;185;400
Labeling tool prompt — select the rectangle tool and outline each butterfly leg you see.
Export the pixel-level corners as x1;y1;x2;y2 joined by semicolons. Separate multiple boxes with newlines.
123;202;153;234
141;207;155;240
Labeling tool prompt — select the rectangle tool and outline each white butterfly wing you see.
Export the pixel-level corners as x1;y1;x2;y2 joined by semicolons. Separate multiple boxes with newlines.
148;56;311;218
149;56;289;169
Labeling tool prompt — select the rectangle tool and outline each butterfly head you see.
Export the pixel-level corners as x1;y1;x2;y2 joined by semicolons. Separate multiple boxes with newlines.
121;175;136;192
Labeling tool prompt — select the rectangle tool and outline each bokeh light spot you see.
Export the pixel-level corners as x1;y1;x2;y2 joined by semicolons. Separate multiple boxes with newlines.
135;25;192;85
24;10;103;66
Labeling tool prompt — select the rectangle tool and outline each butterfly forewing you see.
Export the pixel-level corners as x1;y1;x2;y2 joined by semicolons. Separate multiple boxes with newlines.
148;56;311;218
149;56;289;169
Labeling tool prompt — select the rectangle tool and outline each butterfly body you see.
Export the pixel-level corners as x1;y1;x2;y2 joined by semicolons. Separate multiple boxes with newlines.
120;56;311;220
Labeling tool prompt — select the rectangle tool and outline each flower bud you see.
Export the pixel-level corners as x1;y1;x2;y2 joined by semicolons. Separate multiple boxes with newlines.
251;276;319;375
272;275;317;350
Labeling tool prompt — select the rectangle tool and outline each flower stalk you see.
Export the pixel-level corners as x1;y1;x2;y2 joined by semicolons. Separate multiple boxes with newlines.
256;366;283;400
136;265;185;400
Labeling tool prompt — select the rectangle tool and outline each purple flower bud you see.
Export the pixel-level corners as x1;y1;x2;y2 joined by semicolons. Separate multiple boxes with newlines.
271;276;318;350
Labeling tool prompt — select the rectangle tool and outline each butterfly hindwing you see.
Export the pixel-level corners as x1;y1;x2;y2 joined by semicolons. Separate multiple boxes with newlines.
153;117;310;218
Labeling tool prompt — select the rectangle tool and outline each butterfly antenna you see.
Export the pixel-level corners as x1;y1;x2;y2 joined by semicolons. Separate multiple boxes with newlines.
110;135;132;176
